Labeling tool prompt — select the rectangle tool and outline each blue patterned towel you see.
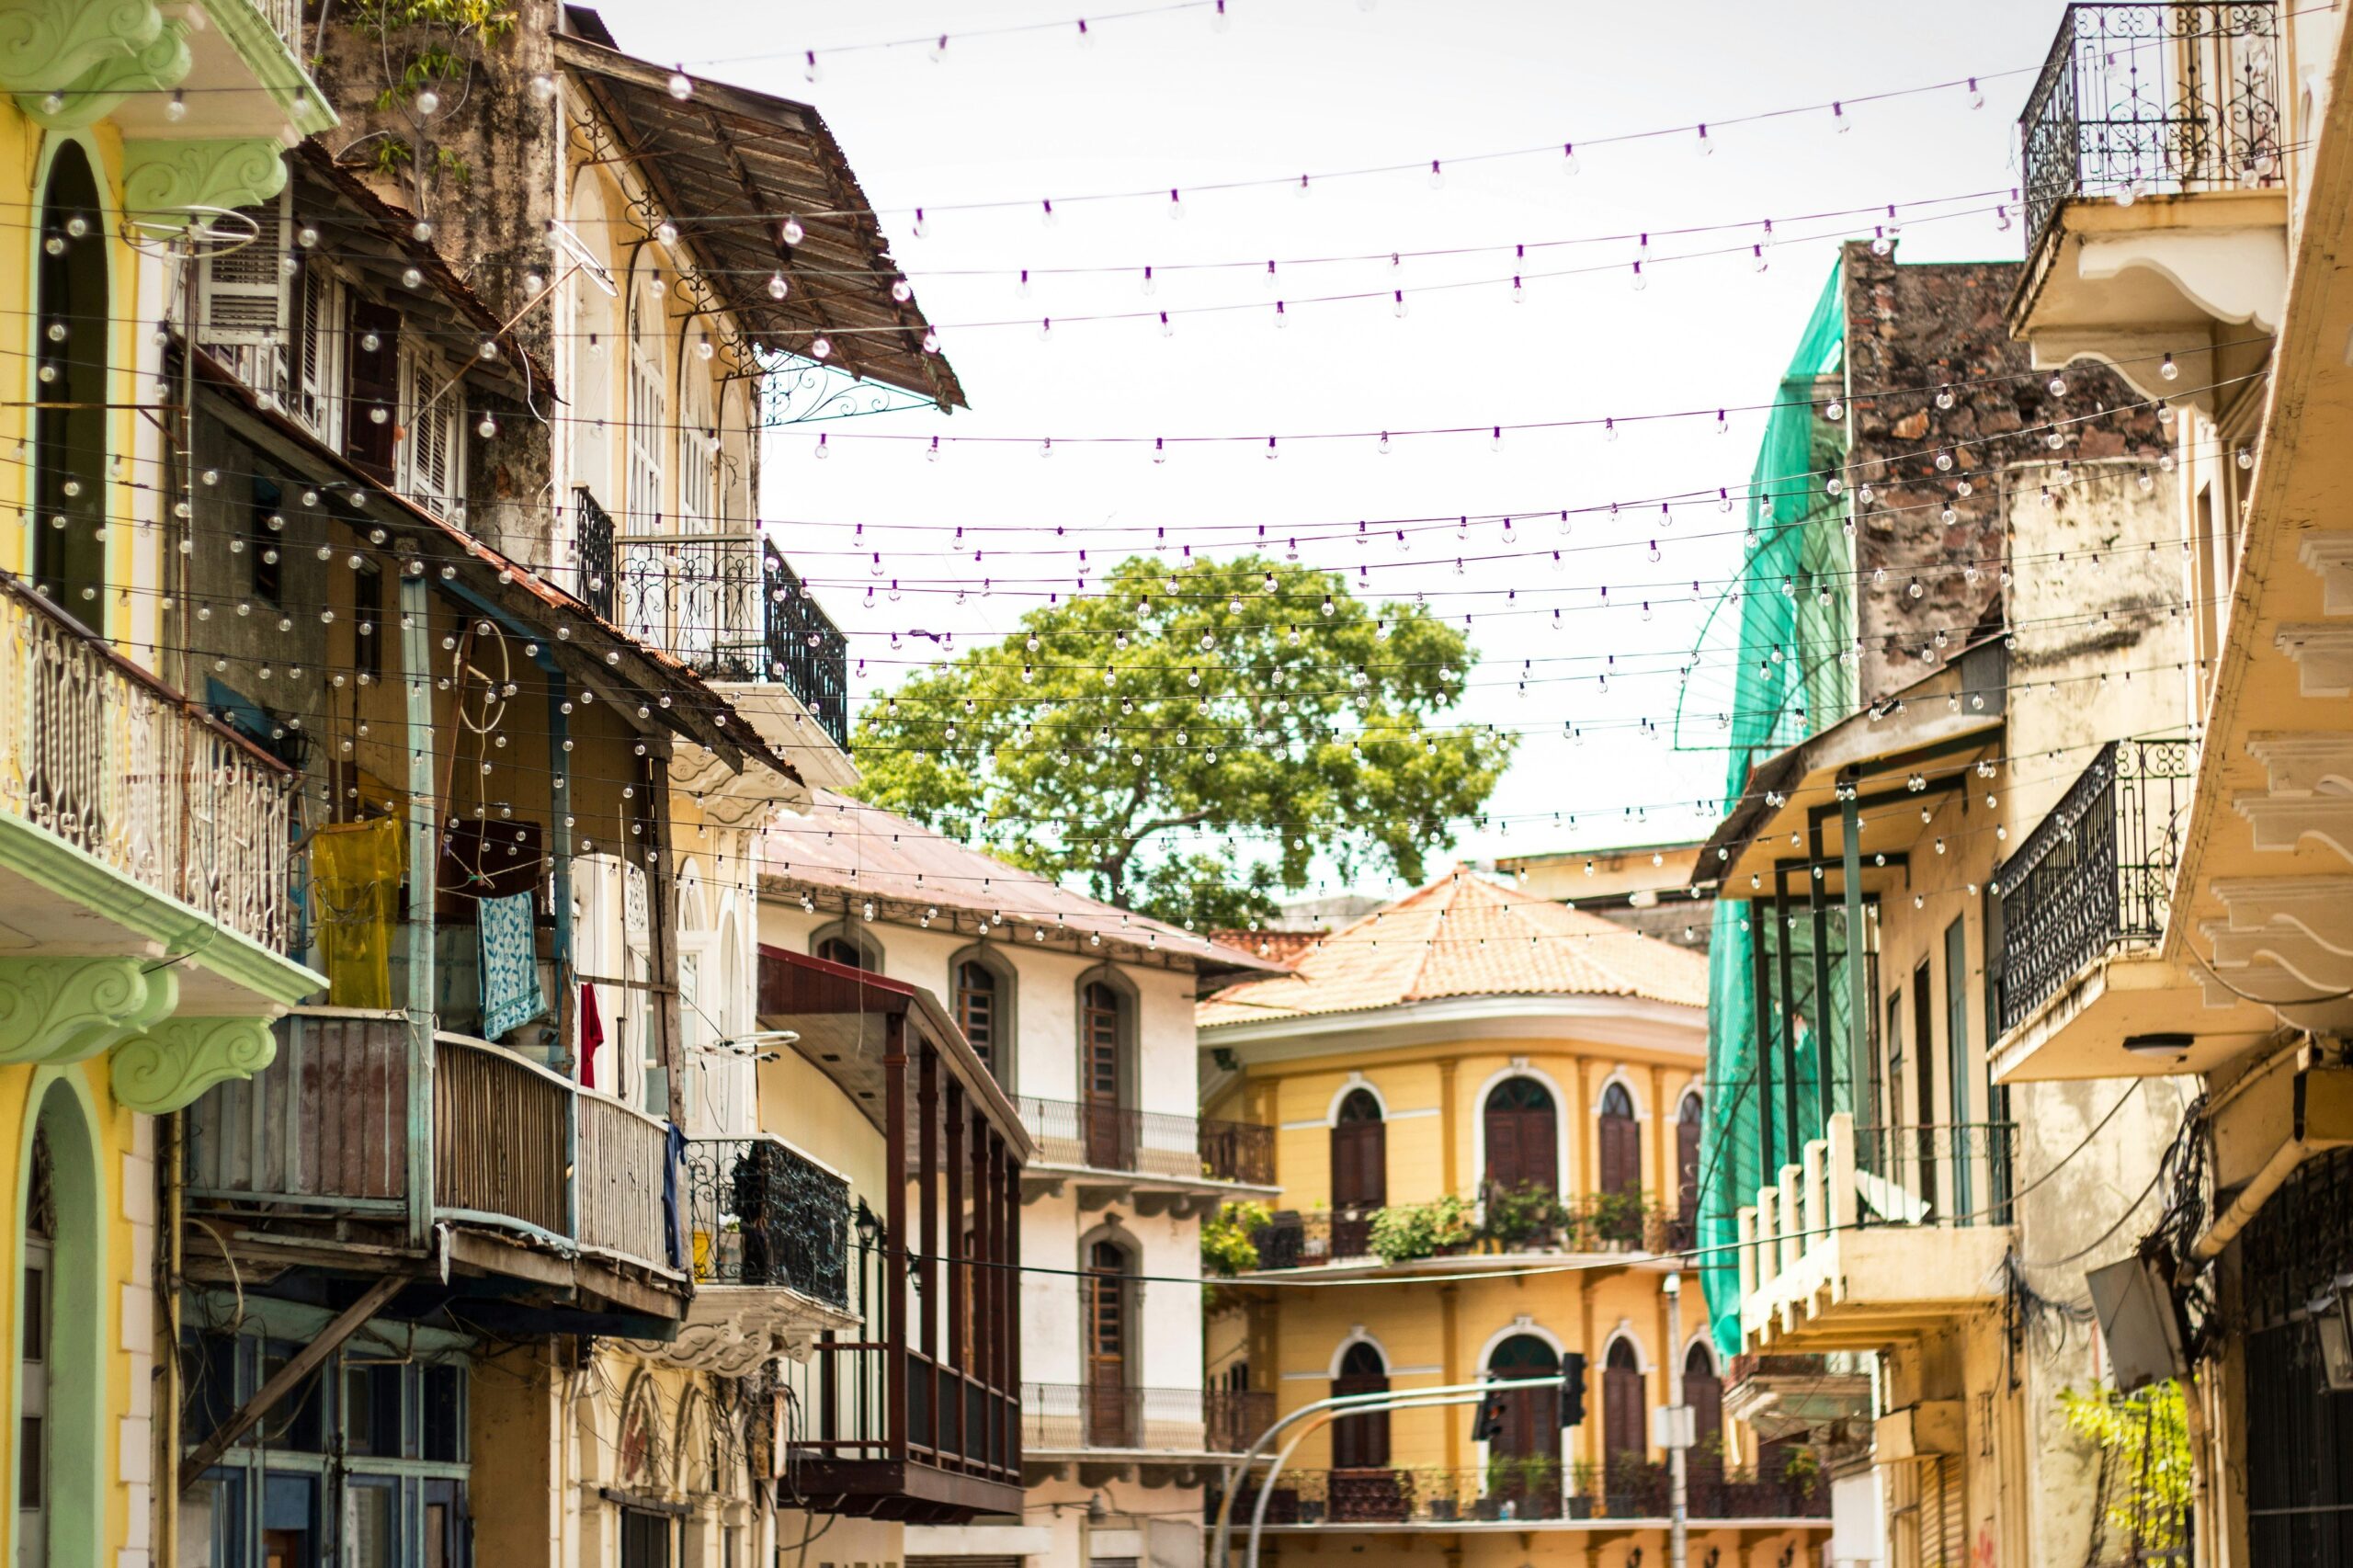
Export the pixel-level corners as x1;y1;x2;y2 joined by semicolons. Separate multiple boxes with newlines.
478;891;547;1040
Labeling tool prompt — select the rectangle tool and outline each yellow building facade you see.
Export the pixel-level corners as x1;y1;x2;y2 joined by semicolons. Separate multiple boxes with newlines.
1199;871;1831;1567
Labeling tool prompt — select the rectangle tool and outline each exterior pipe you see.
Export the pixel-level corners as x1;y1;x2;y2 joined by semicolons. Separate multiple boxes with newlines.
2190;1136;2308;1263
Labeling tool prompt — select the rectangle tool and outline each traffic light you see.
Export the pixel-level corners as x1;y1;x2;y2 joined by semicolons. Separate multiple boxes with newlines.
1560;1351;1587;1428
1472;1387;1506;1443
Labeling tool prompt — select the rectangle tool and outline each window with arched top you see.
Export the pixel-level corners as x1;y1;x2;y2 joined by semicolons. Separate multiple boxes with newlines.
815;937;866;971
1481;1334;1561;1513
1684;1342;1723;1471
35;142;107;626
954;960;1000;1077
1598;1083;1642;1200
1080;980;1130;1168
1331;1088;1386;1211
1677;1094;1704;1228
1331;1342;1391;1471
1602;1340;1645;1471
1084;1237;1135;1446
1483;1077;1558;1195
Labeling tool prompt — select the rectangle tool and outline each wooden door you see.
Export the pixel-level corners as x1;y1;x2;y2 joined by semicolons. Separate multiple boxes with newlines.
1085;1240;1131;1446
1677;1096;1703;1234
1913;960;1938;1210
1483;1078;1559;1195
1331;1343;1391;1471
1082;983;1127;1169
1602;1340;1646;1506
1330;1089;1386;1209
1484;1334;1560;1518
344;297;402;480
1597;1083;1641;1199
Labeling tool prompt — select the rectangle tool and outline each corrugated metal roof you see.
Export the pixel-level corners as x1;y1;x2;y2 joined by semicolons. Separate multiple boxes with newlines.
555;36;965;411
1198;866;1711;1028
760;790;1287;974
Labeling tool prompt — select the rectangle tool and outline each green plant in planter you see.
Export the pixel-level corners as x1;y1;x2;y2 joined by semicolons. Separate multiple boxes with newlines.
1427;1192;1477;1252
1369;1201;1437;1265
1781;1444;1824;1498
1480;1182;1566;1250
1586;1189;1647;1246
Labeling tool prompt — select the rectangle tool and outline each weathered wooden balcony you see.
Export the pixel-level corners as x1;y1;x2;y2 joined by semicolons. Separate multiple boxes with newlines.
1016;1095;1277;1210
182;1009;683;1328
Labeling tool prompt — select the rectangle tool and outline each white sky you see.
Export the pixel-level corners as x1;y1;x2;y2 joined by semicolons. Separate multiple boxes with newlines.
591;0;2069;903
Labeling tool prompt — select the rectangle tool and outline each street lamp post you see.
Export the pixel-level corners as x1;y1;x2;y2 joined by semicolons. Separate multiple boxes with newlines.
1665;1269;1690;1568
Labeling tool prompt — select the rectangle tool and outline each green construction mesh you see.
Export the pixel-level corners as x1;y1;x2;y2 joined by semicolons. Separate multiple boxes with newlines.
1698;263;1866;1355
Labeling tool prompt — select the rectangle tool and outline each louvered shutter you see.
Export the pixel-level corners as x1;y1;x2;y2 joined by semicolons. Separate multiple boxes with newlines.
1677;1112;1702;1221
1485;1112;1521;1190
403;351;465;523
197;188;290;347
294;261;333;437
344;297;401;479
1599;1113;1640;1199
1603;1363;1644;1462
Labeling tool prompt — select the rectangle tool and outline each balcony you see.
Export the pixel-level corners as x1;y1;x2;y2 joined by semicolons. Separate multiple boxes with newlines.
1736;1115;2017;1354
574;486;618;621
1017;1096;1277;1212
1021;1383;1271;1460
1214;1462;1830;1529
182;1011;683;1326
0;569;321;1108
2009;3;2288;403
1992;739;2276;1082
621;530;849;748
1243;1189;1677;1278
758;947;1032;1523
657;1135;859;1377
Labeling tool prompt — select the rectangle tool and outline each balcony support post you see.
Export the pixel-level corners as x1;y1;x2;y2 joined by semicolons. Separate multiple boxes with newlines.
642;751;683;1117
918;1040;939;1419
946;1080;966;1461
1749;897;1777;1191
1002;1130;1020;1471
883;1010;908;1464
1807;820;1838;1130
551;674;576;1241
1842;794;1870;1133
399;554;437;1248
1772;866;1802;1167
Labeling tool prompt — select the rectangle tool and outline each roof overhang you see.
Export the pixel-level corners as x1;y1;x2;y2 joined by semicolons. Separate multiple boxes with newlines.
1699;641;2008;901
553;34;965;410
1199;992;1707;1061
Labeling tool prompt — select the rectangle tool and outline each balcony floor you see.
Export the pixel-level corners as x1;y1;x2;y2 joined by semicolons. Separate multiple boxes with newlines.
1993;950;2277;1084
1743;1224;2015;1354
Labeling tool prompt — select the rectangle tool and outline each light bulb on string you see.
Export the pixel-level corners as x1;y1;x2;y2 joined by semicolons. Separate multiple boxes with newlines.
1631;261;1644;290
2161;352;2178;381
1833;100;1849;132
1511;275;1525;302
1392;290;1407;318
1935;384;1956;410
1167;187;1185;221
1273;301;1287;329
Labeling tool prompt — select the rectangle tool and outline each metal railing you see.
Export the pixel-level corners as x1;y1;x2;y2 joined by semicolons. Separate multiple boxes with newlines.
1020;1383;1271;1454
759;540;849;747
1210;1463;1830;1526
1017;1096;1275;1185
182;1012;677;1275
1250;1207;1380;1268
1853;1122;2018;1228
0;568;294;951
573;486;616;621
682;1134;851;1307
2020;3;2284;245
1992;736;2195;1038
620;528;762;676
1247;1191;1677;1270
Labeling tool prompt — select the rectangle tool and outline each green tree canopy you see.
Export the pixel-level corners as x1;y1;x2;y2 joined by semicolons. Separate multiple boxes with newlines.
847;553;1514;929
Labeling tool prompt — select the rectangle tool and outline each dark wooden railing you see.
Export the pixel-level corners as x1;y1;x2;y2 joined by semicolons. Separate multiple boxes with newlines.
1021;1383;1272;1453
1017;1096;1274;1185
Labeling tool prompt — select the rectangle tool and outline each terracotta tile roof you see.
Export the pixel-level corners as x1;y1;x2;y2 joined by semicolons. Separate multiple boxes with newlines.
759;790;1288;974
1197;867;1710;1028
1207;929;1326;968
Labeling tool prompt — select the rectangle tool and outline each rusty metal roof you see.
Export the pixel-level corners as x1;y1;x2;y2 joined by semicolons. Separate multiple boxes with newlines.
554;36;966;411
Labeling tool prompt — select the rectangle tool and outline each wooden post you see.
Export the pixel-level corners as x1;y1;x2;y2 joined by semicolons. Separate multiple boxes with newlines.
918;1039;940;1450
1807;819;1837;1131
946;1082;966;1380
400;559;437;1247
883;1011;908;1464
551;673;576;1242
1748;899;1777;1192
1772;866;1802;1167
1842;795;1871;1136
643;752;684;1118
1000;1131;1020;1472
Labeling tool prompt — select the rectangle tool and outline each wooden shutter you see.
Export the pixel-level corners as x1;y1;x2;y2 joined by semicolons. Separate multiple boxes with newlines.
1518;1110;1559;1194
1599;1112;1640;1199
294;261;333;437
196;188;290;347
1484;1109;1521;1190
1677;1110;1702;1221
1331;1119;1385;1210
344;297;401;480
404;351;464;522
1603;1363;1644;1461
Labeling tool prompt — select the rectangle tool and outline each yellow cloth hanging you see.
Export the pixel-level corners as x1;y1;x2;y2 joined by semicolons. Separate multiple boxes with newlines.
312;816;404;1008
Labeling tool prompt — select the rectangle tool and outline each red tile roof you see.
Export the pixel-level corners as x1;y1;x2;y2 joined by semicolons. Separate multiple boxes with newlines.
1198;867;1710;1027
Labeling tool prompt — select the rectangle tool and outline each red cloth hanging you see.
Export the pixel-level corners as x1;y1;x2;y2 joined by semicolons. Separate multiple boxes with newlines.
578;983;604;1090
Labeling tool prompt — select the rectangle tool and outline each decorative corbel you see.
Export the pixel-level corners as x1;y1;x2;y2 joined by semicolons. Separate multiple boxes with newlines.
0;955;176;1064
0;0;164;94
110;1014;276;1113
16;16;184;127
121;135;290;221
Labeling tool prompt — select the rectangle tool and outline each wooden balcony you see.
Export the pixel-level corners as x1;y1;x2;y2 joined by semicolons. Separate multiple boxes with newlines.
1016;1095;1277;1211
182;1009;683;1330
757;947;1033;1523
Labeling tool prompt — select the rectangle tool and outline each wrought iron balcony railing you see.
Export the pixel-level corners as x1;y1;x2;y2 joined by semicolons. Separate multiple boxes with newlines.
682;1135;852;1308
1246;1190;1677;1271
759;540;849;748
2019;3;2284;246
1021;1383;1272;1454
616;531;849;748
1991;736;2195;1039
573;486;617;621
1016;1096;1275;1185
1210;1461;1831;1527
0;568;295;951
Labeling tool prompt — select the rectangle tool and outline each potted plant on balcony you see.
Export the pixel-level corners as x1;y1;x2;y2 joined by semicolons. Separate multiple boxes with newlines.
1480;1182;1565;1252
1417;1465;1459;1520
1567;1460;1598;1518
1368;1200;1436;1265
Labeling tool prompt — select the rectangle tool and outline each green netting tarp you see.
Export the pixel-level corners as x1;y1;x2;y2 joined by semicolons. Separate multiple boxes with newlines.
1698;263;1865;1355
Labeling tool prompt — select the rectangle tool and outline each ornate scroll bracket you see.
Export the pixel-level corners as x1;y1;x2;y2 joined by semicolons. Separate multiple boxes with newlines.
0;956;176;1065
122;136;290;218
15;15;185;127
110;1014;276;1113
0;0;164;94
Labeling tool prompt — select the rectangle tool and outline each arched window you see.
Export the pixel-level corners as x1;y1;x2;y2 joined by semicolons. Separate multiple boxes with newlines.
1330;1089;1386;1212
1483;1077;1558;1195
1602;1340;1646;1472
1684;1343;1723;1473
1598;1083;1642;1199
1482;1335;1561;1517
17;1089;96;1568
1331;1342;1390;1471
954;959;999;1077
811;923;880;973
1677;1093;1704;1228
815;937;863;970
1081;981;1129;1169
35;143;108;626
1084;1237;1134;1446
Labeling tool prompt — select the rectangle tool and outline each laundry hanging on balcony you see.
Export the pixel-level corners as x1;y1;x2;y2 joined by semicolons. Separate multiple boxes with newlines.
312;816;403;1009
478;891;547;1040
